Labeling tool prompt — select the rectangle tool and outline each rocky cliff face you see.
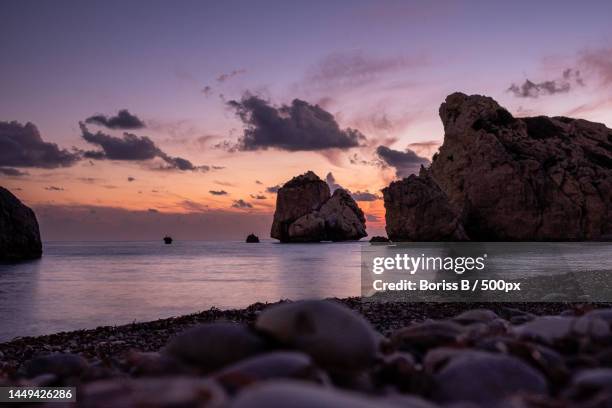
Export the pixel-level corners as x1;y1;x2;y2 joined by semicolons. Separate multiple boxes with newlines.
0;186;42;261
271;171;366;242
384;93;612;241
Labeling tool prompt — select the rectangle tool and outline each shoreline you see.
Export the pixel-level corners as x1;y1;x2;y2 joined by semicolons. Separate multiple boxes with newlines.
0;298;594;367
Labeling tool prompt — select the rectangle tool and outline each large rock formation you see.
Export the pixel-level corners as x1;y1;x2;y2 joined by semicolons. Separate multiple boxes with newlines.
383;93;612;241
271;171;367;242
0;186;42;261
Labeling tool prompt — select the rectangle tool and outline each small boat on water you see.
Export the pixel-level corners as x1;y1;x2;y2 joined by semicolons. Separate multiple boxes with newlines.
163;236;173;245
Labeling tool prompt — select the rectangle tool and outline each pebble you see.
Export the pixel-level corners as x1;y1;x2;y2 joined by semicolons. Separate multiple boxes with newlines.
431;351;548;404
214;351;323;392
391;320;464;353
77;377;226;408
229;380;404;408
255;300;379;370
164;322;266;372
24;353;88;379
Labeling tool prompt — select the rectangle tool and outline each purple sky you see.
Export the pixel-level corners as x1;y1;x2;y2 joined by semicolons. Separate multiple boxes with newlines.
1;0;612;240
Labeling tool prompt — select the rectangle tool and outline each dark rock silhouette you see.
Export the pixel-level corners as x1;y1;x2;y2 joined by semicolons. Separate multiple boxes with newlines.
163;236;173;244
246;233;260;243
271;171;367;242
384;93;612;241
369;236;390;243
0;186;42;261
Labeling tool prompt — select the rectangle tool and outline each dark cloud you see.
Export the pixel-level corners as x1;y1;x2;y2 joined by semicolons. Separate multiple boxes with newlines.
201;86;213;96
127;176;135;182
227;95;365;151
209;190;228;196
85;109;145;129
147;208;159;213
255;180;263;185
351;191;381;202
79;123;207;171
0;121;80;168
266;185;281;193
507;69;584;98
217;69;246;83
376;145;429;178
0;167;28;176
250;194;267;200
45;186;64;191
232;199;253;209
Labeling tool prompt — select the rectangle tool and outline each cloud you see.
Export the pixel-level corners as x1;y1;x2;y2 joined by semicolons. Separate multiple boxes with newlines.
45;186;64;191
0;167;28;176
201;86;213;96
178;200;208;212
351;191;381;202
325;172;343;192
376;145;429;178
79;123;207;171
366;213;380;222
250;194;267;200
232;199;253;209
85;109;145;129
407;140;440;156
217;69;246;83
579;48;612;86
305;50;425;88
227;95;365;151
255;180;263;185
266;185;281;193
0;121;80;168
209;190;228;196
127;176;135;182
507;69;584;98
215;180;235;187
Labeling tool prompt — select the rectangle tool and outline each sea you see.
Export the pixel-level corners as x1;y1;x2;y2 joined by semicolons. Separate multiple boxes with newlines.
1;240;611;341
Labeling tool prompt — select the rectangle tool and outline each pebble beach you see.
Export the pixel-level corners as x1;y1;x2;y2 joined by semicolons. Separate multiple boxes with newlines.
2;299;612;407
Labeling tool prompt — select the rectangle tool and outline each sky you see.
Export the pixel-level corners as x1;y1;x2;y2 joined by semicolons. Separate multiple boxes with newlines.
1;0;612;241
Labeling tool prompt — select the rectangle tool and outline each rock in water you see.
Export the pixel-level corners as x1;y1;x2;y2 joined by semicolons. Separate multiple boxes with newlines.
383;93;612;241
271;171;366;242
383;171;468;241
245;233;260;243
0;186;42;261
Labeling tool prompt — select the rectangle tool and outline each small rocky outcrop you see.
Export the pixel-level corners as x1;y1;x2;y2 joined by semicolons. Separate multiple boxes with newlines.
246;233;260;243
0;186;42;261
383;93;612;241
369;236;390;243
271;171;366;242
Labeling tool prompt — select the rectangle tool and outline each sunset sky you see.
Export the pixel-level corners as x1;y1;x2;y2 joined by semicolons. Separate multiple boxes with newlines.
2;0;612;240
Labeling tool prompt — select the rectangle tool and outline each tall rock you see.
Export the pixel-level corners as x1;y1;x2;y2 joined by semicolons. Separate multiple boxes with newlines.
383;93;612;241
0;187;42;261
271;171;367;242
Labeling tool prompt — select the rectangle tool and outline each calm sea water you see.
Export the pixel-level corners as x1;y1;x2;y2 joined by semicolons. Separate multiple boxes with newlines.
0;241;363;341
1;241;611;341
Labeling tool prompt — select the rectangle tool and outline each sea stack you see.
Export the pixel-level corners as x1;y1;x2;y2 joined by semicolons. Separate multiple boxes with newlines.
163;236;173;244
383;93;612;241
271;171;367;242
246;233;260;243
0;186;42;261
